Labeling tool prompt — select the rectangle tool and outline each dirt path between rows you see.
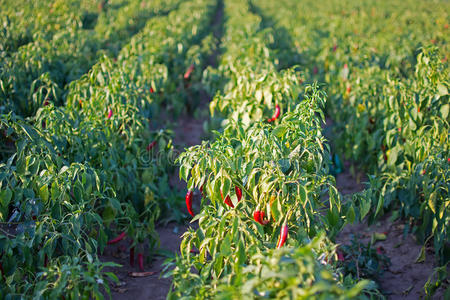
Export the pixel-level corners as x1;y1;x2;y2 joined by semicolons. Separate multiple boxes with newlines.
332;149;445;299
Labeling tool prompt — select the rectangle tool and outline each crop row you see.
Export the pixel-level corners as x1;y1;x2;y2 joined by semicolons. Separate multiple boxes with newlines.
0;0;218;297
253;0;449;273
167;0;383;298
0;0;181;117
0;0;101;54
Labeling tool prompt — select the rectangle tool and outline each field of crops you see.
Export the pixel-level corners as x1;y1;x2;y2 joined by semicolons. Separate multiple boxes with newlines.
0;0;448;299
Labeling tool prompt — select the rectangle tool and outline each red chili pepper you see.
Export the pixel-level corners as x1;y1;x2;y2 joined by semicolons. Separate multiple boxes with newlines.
107;108;113;119
448;158;450;163
184;64;194;79
376;246;384;255
253;211;261;223
260;212;268;225
267;104;280;122
276;224;288;248
346;86;351;94
337;250;345;261
332;44;337;52
224;195;234;208
235;186;242;202
146;140;157;151
219;190;234;208
186;190;194;217
138;253;144;271
253;211;269;225
130;247;135;266
150;87;155;93
44;99;50;106
422;169;426;175
107;231;126;245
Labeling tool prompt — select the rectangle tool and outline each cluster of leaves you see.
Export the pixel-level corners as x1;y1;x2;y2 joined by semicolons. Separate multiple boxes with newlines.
167;0;381;298
0;0;219;297
0;0;100;54
0;0;182;117
254;0;449;267
337;235;390;280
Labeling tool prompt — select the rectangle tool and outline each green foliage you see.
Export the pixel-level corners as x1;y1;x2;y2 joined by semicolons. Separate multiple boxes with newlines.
254;0;449;265
0;0;218;297
168;0;376;298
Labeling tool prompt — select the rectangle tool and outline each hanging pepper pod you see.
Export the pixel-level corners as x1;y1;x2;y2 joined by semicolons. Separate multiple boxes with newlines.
185;190;194;217
146;140;157;151
130;247;135;266
220;190;234;208
107;231;126;245
235;186;242;202
184;64;195;80
276;224;288;248
253;210;269;225
253;211;261;223
107;108;113;119
224;195;234;208
267;104;280;122
138;253;144;271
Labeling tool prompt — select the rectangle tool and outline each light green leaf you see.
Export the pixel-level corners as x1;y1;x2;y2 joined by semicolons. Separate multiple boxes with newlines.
437;84;448;97
272;125;287;138
440;104;449;119
0;188;12;208
39;185;49;204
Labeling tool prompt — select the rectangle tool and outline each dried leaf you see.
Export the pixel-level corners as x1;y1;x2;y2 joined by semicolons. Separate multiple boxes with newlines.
128;271;157;278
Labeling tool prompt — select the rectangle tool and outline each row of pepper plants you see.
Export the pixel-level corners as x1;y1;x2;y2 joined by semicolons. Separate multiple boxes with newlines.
0;0;219;297
167;0;384;298
0;0;104;55
0;0;182;117
252;0;449;294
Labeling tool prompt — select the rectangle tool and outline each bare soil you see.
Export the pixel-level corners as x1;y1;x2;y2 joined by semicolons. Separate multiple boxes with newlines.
102;223;187;300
